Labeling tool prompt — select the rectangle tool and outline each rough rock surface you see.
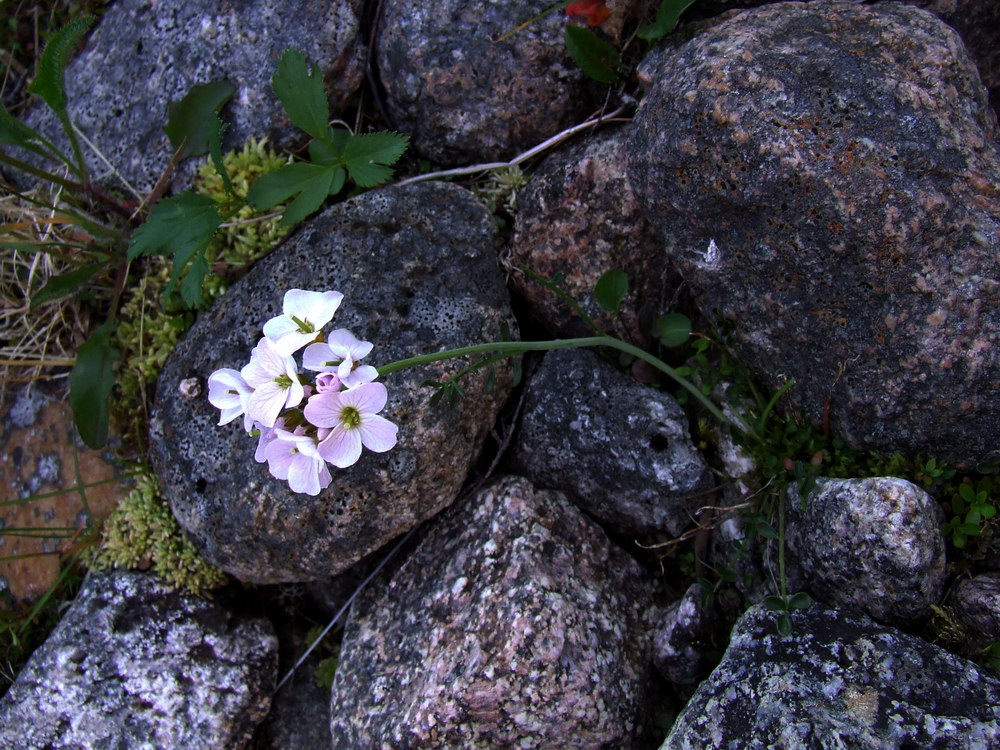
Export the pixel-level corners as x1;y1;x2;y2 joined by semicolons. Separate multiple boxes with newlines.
329;475;658;748
510;348;712;535
652;583;717;697
662;604;1000;749
627;1;1000;466
376;0;600;165
950;573;1000;650
25;0;365;193
510;126;678;342
150;182;516;583
0;571;277;749
785;476;947;625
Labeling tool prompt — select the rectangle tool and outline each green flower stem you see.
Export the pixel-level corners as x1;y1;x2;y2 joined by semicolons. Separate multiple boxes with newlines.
778;491;787;601
377;336;752;440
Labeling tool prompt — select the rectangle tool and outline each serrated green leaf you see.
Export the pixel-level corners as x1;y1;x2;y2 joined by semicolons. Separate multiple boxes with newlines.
328;168;346;197
273;48;330;142
163;80;235;159
69;320;119;449
180;253;210;308
207;116;236;199
247;162;333;211
637;0;697;40
28;15;95;116
281;169;337;226
30;261;108;308
655;312;692;347
343;132;409;188
564;26;619;84
594;268;628;312
127;191;222;262
0;106;53;159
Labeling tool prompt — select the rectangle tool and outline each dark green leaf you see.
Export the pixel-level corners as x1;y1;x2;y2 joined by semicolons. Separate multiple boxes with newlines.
309;133;346;166
343;132;409;188
328;168;346;197
27;16;95;116
247;162;334;213
564;26;620;84
30;261;107;308
637;0;697;40
776;613;791;637
180;253;209;308
788;592;812;610
163;81;235;159
756;520;778;540
655;312;692;347
959;483;976;504
0;106;53;158
593;268;628;312
762;595;787;612
280;167;338;226
69;320;119;449
207;115;236;199
273;48;330;142
982;505;997;519
127;191;222;262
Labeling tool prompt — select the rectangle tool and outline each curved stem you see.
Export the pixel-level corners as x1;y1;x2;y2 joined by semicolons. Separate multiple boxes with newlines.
377;336;750;440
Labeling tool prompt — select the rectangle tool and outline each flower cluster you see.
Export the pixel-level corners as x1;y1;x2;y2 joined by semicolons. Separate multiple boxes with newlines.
207;289;398;495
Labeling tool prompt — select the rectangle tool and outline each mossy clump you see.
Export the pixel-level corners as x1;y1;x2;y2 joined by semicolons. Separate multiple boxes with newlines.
90;474;227;596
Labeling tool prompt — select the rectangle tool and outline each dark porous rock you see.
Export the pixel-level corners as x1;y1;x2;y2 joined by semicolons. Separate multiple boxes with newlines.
662;604;1000;749
376;0;600;165
329;475;658;748
509;348;712;536
25;0;364;193
0;571;276;749
510;126;678;342
150;182;516;583
653;582;717;698
950;573;1000;650
786;477;946;626
627;1;1000;466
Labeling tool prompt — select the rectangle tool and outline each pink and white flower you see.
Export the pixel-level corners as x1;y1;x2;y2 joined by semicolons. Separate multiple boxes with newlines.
241;337;304;428
263;430;332;496
303;328;379;388
263;289;344;355
304;382;398;468
206;368;255;431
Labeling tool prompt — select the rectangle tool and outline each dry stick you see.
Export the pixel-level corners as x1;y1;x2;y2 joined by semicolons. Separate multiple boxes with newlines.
394;108;631;187
273;527;417;694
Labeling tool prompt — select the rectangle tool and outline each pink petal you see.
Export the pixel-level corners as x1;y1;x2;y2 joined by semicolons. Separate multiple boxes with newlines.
317;426;362;468
302;342;337;372
247;382;286;428
359;415;398;453
303;391;344;428
341;382;388;414
341;365;378;388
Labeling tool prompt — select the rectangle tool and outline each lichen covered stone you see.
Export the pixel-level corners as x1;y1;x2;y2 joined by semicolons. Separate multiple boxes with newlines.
329;475;658;748
0;570;277;749
150;182;516;583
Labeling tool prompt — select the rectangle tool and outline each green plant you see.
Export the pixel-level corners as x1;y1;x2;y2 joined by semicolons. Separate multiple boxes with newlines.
941;477;997;549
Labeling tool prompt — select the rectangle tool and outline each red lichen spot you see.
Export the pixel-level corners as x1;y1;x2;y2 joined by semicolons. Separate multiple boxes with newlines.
566;0;612;26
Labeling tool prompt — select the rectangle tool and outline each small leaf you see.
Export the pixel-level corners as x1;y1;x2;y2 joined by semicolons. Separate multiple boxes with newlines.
982;505;997;519
27;16;95;116
775;613;792;637
637;0;696;40
0;106;53;158
163;81;236;159
69;320;119;449
246;161;336;220
180;253;209;308
594;268;628;312
756;519;779;540
959;483;976;504
343;132;410;188
788;592;812;610
128;191;222;262
564;25;619;84
273;49;330;142
762;595;787;612
328;168;347;197
207;115;236;199
30;261;108;308
655;312;692;347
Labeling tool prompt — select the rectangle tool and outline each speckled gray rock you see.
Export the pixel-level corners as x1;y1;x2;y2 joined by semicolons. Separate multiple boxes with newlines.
950;573;1000;650
510;126;678;342
653;583;717;697
24;0;364;193
329;475;659;748
150;182;516;583
662;603;1000;749
785;476;946;625
0;570;276;749
627;1;1000;467
376;0;600;165
510;348;712;535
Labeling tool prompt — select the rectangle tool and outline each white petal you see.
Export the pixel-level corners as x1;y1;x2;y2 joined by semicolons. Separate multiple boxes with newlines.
359;415;398;453
341;365;378;388
341;382;388;414
287;454;322;495
242;338;288;386
317;426;362;468
283;289;343;330
247;382;287;428
303;391;344;429
302;342;337;372
262;315;299;344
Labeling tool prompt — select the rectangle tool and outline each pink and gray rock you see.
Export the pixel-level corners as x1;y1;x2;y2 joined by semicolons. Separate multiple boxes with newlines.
785;476;947;626
662;604;1000;749
25;0;365;193
950;573;1000;651
652;582;718;698
0;571;276;749
150;182;516;583
626;1;1000;467
375;0;601;165
329;475;659;748
510;126;679;342
510;348;713;536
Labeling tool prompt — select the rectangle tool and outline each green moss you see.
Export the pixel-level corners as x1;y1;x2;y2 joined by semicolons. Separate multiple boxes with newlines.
90;474;227;596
